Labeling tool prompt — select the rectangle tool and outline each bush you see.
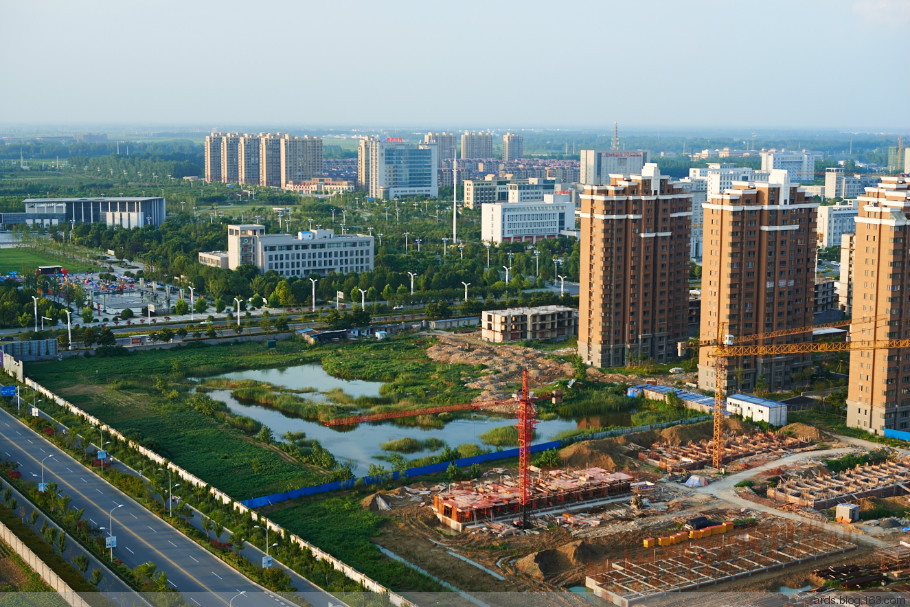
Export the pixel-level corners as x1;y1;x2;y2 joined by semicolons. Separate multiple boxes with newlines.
734;479;754;488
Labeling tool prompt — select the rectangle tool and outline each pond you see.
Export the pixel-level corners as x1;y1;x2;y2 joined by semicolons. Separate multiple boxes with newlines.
216;364;383;401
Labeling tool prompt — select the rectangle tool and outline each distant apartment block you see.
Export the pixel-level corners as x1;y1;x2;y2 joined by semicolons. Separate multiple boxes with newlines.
461;132;493;159
481;194;574;244
204;133;223;182
815;278;837;316
507;180;556;203
284;178;355;196
698;171;818;393
481;306;576;343
578;165;692;367
238;134;261;185
359;138;438;199
760;150;823;183
838;232;856;314
579;150;649;185
203;224;374;277
824;167;878;199
816;200;858;248
502;133;524;162
220;133;241;184
424;132;456;166
16;197;165;229
846;176;910;435
204;132;323;188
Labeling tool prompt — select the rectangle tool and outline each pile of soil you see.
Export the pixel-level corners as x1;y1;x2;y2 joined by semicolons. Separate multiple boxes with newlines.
514;540;598;581
779;422;827;441
360;493;393;512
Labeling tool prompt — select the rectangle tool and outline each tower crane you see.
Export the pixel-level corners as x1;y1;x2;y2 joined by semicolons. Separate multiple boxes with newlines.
323;370;562;528
682;313;902;469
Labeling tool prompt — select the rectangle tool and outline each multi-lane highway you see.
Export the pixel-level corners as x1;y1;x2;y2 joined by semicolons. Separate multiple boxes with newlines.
0;404;341;607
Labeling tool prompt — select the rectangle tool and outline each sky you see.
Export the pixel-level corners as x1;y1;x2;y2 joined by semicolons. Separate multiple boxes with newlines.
1;0;908;131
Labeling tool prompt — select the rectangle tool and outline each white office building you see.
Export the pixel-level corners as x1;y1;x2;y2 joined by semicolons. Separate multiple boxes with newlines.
824;167;878;199
579;150;649;185
362;138;438;199
760;150;824;183
816;200;858;248
21;197;166;228
481;194;574;244
208;224;374;277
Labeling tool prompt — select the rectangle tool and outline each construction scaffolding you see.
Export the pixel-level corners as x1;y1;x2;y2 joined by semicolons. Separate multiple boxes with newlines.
585;521;855;607
433;467;633;531
638;431;811;471
768;458;910;509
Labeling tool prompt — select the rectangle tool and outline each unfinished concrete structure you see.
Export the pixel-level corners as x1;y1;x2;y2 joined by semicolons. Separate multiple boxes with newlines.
638;431;811;471
480;305;576;343
433;468;633;531
768;458;910;509
586;521;855;606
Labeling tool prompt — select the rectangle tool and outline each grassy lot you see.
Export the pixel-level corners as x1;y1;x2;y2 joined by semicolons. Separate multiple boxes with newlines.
0;248;99;274
27;336;481;499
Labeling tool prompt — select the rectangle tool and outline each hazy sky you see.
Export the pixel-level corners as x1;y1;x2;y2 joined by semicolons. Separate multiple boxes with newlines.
2;0;908;130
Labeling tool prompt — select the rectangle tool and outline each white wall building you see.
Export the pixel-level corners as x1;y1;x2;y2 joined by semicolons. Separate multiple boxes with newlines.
579;150;649;185
726;394;788;426
481;194;574;244
760;150;824;183
213;224;374;277
506;180;556;203
824;168;879;199
365;138;438;199
816;200;858;248
22;197;166;229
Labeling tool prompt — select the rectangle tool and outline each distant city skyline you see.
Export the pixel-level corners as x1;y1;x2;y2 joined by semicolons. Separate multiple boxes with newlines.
1;0;908;130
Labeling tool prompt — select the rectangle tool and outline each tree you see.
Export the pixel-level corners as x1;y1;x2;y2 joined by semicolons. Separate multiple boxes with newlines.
120;307;134;319
259;311;272;331
257;426;273;444
193;297;208;314
159;328;174;342
98;328;116;346
82;327;97;347
214;298;225;313
424;300;451;320
18;313;33;329
274;315;289;332
174;299;189;315
81;306;94;324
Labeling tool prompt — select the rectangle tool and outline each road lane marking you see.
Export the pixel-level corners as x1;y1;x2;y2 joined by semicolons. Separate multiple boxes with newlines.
96;489;103;494
147;526;156;533
189;556;199;563
190;599;201;606
167;580;177;588
80;477;87;483
66;467;72;472
211;572;223;580
130;512;137;519
168;540;177;547
126;547;135;554
89;519;97;525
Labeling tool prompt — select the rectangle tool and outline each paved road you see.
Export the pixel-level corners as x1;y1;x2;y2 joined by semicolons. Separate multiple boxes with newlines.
0;404;338;607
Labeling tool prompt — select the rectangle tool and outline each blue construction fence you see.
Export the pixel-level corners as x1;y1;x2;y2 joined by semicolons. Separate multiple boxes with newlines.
884;428;910;442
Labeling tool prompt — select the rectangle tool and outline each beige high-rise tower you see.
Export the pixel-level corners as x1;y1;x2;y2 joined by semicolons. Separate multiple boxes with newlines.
204;133;224;183
259;133;283;187
238;134;261;185
578;164;692;367
846;176;910;435
698;171;818;393
503;133;524;162
461;132;493;159
220;133;241;184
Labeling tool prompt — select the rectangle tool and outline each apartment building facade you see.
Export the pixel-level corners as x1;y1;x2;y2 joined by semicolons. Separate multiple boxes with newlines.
846;176;910;435
502;133;524;162
204;133;224;182
697;171;818;393
816;200;858;248
360;138;438;199
481;306;576;343
481;194;574;244
838;232;857;314
238;134;261;185
579;150;649;186
424;132;456;166
578;165;692;367
461;132;493;159
760;150;823;183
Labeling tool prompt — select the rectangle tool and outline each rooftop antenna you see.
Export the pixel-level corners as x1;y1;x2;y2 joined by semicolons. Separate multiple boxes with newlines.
611;122;619;151
117;141;120;155
452;153;458;244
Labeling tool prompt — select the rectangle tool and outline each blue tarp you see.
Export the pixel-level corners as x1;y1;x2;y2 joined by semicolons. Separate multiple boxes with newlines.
240;440;563;509
884;428;910;442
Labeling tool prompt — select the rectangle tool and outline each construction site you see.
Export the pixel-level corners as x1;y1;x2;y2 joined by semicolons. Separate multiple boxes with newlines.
432;467;634;531
637;431;813;471
584;521;856;606
767;457;910;509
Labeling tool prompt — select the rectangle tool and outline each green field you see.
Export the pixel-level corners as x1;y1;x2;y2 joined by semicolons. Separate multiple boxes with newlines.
0;248;100;274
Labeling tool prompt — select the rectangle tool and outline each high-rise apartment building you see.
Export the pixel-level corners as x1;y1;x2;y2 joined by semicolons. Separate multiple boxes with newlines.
698;171;818;393
280;135;323;188
361;138;438;199
259;133;283;188
846;176;910;435
424;132;456;167
357;137;376;191
760;150;824;183
220;133;241;184
579;150;649;185
204;133;224;182
502;133;524;162
577;165;692;367
824;167;879;199
238;134;261;185
838;232;856;314
461;132;493;159
816;200;858;248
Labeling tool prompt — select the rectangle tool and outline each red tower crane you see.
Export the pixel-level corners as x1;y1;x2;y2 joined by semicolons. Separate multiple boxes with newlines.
323;370;562;528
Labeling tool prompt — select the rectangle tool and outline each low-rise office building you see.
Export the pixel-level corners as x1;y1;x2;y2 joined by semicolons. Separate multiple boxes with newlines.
481;194;574;243
19;197;165;228
481;305;576;343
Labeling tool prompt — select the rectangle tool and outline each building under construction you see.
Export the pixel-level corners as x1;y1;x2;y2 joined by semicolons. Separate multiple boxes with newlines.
433;467;633;531
768;458;910;509
638;431;811;471
586;521;855;606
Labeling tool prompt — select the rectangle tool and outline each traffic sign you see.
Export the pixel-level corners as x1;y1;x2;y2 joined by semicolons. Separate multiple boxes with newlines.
38;482;48;493
0;386;16;397
105;536;117;549
97;450;108;461
262;555;273;568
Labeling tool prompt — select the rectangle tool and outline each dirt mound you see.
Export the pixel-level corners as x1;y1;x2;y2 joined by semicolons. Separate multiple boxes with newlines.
360;493;393;512
779;422;826;441
559;442;624;472
515;540;596;581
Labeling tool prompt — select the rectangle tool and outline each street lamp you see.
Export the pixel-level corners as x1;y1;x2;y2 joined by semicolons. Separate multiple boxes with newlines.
357;288;367;310
308;278;318;312
64;309;72;350
485;243;491;268
534;250;540;277
41;316;52;331
407;272;417;296
31;296;38;332
106;504;123;561
553;259;559;279
461;282;471;302
442;237;448;257
40;454;54;490
233;298;241;328
188;286;194;322
458;244;464;259
558;275;566;296
253;524;279;560
503;266;511;284
415;238;422;252
157;467;178;516
377;233;383;247
403;232;410;251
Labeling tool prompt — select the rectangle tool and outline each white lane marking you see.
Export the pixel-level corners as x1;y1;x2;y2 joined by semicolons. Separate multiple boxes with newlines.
130;513;137;519
189;555;199;563
125;547;134;554
89;519;97;525
211;572;223;580
80;477;87;483
95;489;103;494
190;599;201;606
167;540;177;547
147;526;155;533
3;452;9;457
167;580;177;588
66;467;72;473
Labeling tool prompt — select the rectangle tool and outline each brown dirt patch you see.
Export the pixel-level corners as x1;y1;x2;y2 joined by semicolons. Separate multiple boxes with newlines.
780;422;828;441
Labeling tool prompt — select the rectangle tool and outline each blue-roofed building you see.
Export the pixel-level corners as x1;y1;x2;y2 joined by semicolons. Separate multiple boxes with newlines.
628;384;723;415
726;394;787;426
